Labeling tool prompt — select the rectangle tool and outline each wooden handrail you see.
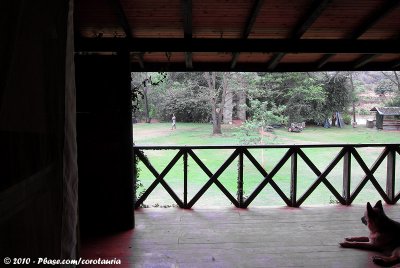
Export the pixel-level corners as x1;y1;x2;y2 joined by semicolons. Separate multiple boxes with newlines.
133;144;399;208
134;144;399;149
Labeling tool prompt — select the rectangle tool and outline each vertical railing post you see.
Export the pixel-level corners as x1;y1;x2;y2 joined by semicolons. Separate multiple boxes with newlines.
290;148;298;207
386;146;396;204
238;148;244;208
342;146;351;205
183;148;188;208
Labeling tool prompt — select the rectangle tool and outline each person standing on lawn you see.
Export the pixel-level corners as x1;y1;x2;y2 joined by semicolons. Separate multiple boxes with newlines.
171;114;176;130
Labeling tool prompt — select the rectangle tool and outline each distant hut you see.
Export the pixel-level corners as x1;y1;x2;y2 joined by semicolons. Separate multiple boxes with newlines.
370;107;400;130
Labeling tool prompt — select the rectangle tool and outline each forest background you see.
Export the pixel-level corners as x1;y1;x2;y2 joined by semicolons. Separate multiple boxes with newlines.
132;71;400;135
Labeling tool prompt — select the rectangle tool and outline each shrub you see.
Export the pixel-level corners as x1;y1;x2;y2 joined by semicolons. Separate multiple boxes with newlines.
342;114;352;125
358;108;370;116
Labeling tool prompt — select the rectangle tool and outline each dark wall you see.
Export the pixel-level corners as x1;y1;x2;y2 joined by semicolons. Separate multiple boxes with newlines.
75;55;134;235
0;0;78;261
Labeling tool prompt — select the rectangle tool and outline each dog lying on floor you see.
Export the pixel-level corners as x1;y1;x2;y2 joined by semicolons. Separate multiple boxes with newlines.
340;200;400;267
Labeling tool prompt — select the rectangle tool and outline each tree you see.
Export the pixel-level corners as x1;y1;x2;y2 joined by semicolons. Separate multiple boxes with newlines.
246;99;287;127
253;73;326;124
203;72;228;134
382;71;400;107
381;71;400;92
132;72;251;134
348;72;365;125
375;79;396;96
285;77;326;124
131;72;168;122
318;72;351;126
158;77;210;123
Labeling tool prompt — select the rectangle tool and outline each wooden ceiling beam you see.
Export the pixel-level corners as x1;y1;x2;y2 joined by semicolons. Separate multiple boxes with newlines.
129;61;400;72
392;61;400;69
267;53;285;71
354;31;400;69
76;38;400;54
108;0;144;69
230;53;240;69
317;54;334;69
291;0;333;39
231;0;265;69
182;0;193;69
185;52;193;69
243;0;265;38
349;0;400;39
182;0;192;39
108;0;132;38
267;0;332;70
353;54;381;69
318;0;400;69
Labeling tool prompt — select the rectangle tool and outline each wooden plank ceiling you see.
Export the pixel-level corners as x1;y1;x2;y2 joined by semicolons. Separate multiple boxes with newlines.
75;0;400;71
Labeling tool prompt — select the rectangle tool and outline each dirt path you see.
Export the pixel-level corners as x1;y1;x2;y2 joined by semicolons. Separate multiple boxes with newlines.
133;126;172;141
133;124;206;142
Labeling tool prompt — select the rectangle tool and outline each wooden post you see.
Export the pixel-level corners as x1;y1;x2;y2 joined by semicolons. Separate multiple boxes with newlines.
290;149;297;207
386;147;396;204
133;148;137;205
120;49;135;228
183;148;188;208
261;126;264;167
343;147;351;205
238;149;244;207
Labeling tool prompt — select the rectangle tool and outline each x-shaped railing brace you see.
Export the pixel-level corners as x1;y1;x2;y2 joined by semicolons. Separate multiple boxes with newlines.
244;148;294;207
187;149;239;208
135;150;184;208
350;147;391;204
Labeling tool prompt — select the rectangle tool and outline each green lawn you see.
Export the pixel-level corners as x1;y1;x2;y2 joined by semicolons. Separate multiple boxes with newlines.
134;123;400;207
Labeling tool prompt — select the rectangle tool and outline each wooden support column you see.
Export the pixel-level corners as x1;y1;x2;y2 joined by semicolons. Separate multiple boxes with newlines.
76;52;134;234
119;49;134;227
386;147;396;204
343;147;351;205
290;149;298;207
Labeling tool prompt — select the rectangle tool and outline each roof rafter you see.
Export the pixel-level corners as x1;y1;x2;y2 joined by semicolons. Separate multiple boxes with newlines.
392;61;400;69
356;31;400;69
182;0;193;69
108;0;144;69
108;0;132;38
353;54;381;69
230;0;265;69
267;0;332;70
317;0;400;69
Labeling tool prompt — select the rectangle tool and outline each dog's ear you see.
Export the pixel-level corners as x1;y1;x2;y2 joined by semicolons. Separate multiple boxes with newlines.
367;202;374;217
374;200;383;211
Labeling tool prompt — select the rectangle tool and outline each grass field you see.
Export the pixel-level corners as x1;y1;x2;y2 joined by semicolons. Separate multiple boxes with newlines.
134;123;400;207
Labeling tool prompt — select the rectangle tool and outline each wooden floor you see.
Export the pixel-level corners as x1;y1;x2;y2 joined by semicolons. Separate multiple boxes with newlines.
81;204;400;268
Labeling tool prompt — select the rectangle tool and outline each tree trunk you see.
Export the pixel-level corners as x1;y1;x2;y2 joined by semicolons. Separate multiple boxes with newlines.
394;71;400;92
331;113;336;127
204;72;223;135
237;91;247;121
143;86;151;123
212;109;222;134
220;72;229;124
350;73;356;125
223;86;233;124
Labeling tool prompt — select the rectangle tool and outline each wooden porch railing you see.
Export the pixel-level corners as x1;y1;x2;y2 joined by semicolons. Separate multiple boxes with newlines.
133;144;399;208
